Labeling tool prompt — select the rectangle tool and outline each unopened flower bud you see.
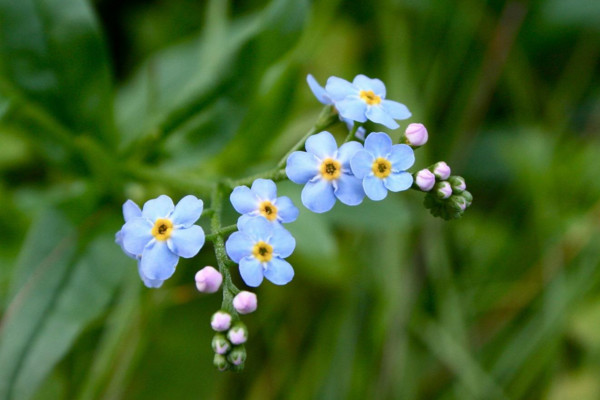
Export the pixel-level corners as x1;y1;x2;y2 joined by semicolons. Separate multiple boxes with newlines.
461;190;473;206
195;266;222;293
213;353;229;371
435;181;452;199
404;123;428;147
432;161;451;180
415;169;436;191
227;323;248;345
448;195;467;211
233;291;257;314
227;346;247;366
212;333;231;355
211;311;232;332
448;176;466;193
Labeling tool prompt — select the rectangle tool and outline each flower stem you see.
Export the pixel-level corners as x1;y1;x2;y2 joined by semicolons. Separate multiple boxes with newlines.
205;224;237;242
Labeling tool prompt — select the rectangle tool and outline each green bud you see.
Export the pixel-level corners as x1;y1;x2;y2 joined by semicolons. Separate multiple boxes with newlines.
448;176;466;193
212;333;231;355
461;190;473;206
227;345;247;366
448;195;467;212
213;353;229;371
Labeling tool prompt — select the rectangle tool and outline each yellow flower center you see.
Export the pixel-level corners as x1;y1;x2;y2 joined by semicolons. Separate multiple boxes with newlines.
359;90;381;105
259;201;278;221
151;218;173;241
252;241;273;263
372;157;392;178
320;158;341;181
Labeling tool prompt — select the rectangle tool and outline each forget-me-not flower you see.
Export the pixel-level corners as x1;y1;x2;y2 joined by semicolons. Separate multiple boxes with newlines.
230;179;298;224
225;216;295;287
286;131;365;213
325;74;411;130
350;132;415;201
120;195;205;283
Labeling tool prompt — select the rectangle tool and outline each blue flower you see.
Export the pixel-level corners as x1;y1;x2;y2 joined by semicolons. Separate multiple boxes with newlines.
120;195;205;284
286;131;365;213
350;132;415;201
325;74;411;130
230;179;298;224
225;216;295;287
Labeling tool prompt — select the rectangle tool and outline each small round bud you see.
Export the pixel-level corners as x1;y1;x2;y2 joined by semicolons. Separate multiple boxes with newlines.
227;346;247;366
432;162;451;180
415;169;436;191
212;333;231;355
435;181;452;199
227;322;248;345
233;291;258;314
211;311;232;332
461;190;473;206
195;266;222;293
448;176;466;193
404;123;428;147
448;195;467;211
213;353;229;371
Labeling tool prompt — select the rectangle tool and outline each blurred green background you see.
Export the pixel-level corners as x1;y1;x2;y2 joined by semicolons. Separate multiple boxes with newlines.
1;0;600;399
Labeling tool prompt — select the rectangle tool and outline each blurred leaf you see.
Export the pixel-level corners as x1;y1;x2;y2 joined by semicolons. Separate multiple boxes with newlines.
541;0;600;31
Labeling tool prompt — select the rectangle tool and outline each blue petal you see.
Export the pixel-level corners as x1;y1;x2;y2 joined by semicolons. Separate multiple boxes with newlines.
381;99;411;120
364;132;393;158
273;196;299;223
337;141;363;165
122;217;153;255
115;229;137;259
140;241;179;280
142;195;174;220
353;74;386;97
301;178;336;213
138;261;164;288
264;258;294;285
239;257;264;287
225;231;253;263
171;195;203;228
363;175;388;201
350;150;374;179
384;172;413;192
335;98;367;122
388;144;415;171
251;179;277;201
168;225;205;258
325;76;358;101
366;106;399;129
305;131;338;159
230;186;259;215
269;225;295;258
307;74;332;104
334;173;365;206
237;215;272;241
123;200;141;222
286;151;320;184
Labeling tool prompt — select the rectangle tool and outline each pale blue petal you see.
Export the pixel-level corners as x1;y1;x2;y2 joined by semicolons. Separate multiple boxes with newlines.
168;225;205;258
238;215;272;241
138;261;164;288
264;258;294;285
363;175;388;201
142;195;174;220
123;200;141;222
350;150;374;179
337;141;363;165
273;196;299;223
325;76;358;101
305;131;338;159
353;74;386;97
364;132;393;158
366;106;399;129
251;179;277;201
286;151;320;184
301;178;336;213
307;74;332;104
115;230;137;259
269;225;295;258
225;231;253;263
122;217;153;255
381;99;411;120
334;174;365;206
171;195;203;228
388;144;415;171
140;241;179;280
230;186;259;215
384;171;414;192
239;257;264;287
336;98;367;122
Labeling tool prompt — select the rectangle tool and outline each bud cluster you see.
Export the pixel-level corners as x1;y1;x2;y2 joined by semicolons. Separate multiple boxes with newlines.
210;310;249;371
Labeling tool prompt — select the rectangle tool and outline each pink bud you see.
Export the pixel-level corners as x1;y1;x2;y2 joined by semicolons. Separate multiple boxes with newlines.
435;181;453;199
415;169;436;191
432;162;451;180
405;123;428;146
195;266;222;293
233;291;258;314
227;323;248;345
211;311;232;332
